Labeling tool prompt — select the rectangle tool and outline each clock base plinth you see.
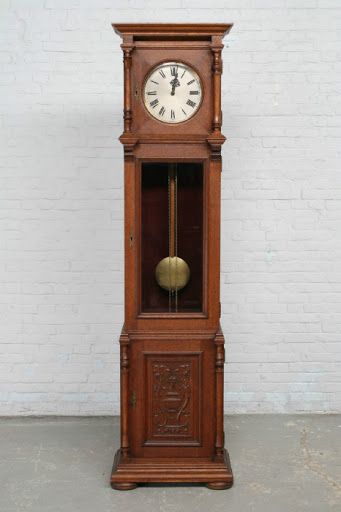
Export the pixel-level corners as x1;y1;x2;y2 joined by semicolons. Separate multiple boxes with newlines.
110;448;233;490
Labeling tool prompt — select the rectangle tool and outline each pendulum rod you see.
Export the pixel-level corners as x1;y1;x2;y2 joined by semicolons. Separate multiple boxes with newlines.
168;164;178;312
168;169;171;312
169;164;176;258
155;165;189;304
174;167;178;312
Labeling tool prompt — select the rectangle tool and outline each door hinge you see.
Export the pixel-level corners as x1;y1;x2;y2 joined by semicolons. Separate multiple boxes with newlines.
130;391;136;409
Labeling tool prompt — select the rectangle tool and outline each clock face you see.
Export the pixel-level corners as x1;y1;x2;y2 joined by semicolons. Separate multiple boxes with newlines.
143;62;202;124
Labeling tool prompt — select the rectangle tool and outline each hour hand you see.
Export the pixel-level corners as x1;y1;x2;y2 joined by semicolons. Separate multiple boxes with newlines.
170;77;180;96
170;75;180;96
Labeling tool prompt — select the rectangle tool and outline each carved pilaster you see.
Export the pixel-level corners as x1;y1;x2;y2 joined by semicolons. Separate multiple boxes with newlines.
119;330;130;460
214;328;225;461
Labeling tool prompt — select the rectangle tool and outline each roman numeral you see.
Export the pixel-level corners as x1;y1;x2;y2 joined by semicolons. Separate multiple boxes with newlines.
171;109;175;120
187;79;195;85
150;79;159;85
147;91;157;95
181;69;186;78
186;99;196;108
159;69;166;78
190;91;199;95
170;65;178;76
150;99;159;108
159;106;165;117
181;108;187;116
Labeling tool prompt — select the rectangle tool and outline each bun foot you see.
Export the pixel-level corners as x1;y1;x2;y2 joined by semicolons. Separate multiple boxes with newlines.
111;482;137;491
206;481;232;490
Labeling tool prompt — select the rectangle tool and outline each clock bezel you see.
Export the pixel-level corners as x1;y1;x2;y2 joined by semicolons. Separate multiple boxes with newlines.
142;60;204;125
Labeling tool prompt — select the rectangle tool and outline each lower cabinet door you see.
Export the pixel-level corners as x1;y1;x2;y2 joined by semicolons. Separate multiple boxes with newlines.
129;338;215;458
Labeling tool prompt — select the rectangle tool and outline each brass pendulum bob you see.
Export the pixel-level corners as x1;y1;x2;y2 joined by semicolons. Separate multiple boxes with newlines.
155;166;190;293
155;256;190;292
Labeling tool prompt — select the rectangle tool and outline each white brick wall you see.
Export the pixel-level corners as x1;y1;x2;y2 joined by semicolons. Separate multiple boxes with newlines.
0;0;340;415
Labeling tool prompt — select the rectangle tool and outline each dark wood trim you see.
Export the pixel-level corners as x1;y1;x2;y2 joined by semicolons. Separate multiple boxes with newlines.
113;23;233;37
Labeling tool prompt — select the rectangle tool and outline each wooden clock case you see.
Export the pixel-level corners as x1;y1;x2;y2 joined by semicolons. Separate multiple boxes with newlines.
111;23;233;490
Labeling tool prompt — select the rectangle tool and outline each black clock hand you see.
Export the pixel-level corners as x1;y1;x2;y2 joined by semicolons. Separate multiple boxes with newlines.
170;71;180;96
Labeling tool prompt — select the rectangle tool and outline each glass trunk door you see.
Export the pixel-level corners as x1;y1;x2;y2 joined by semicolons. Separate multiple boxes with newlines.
140;162;204;314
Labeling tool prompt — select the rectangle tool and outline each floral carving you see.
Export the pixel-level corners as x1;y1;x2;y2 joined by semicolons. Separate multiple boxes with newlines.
152;361;191;436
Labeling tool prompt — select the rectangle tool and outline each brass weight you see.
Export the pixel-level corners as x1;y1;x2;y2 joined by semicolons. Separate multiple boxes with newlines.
155;256;190;292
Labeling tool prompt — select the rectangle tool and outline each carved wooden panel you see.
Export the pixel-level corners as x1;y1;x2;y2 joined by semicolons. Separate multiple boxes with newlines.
143;352;202;446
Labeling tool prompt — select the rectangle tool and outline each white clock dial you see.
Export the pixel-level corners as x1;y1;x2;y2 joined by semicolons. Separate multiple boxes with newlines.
143;62;202;124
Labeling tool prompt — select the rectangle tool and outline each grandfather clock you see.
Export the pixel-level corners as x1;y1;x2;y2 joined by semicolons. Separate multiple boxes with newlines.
111;23;233;490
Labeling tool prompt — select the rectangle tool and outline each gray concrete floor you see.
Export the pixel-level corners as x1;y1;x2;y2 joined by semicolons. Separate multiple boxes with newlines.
0;415;340;512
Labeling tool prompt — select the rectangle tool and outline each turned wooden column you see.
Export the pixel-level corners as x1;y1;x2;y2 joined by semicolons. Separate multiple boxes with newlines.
121;36;134;135
211;36;223;134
